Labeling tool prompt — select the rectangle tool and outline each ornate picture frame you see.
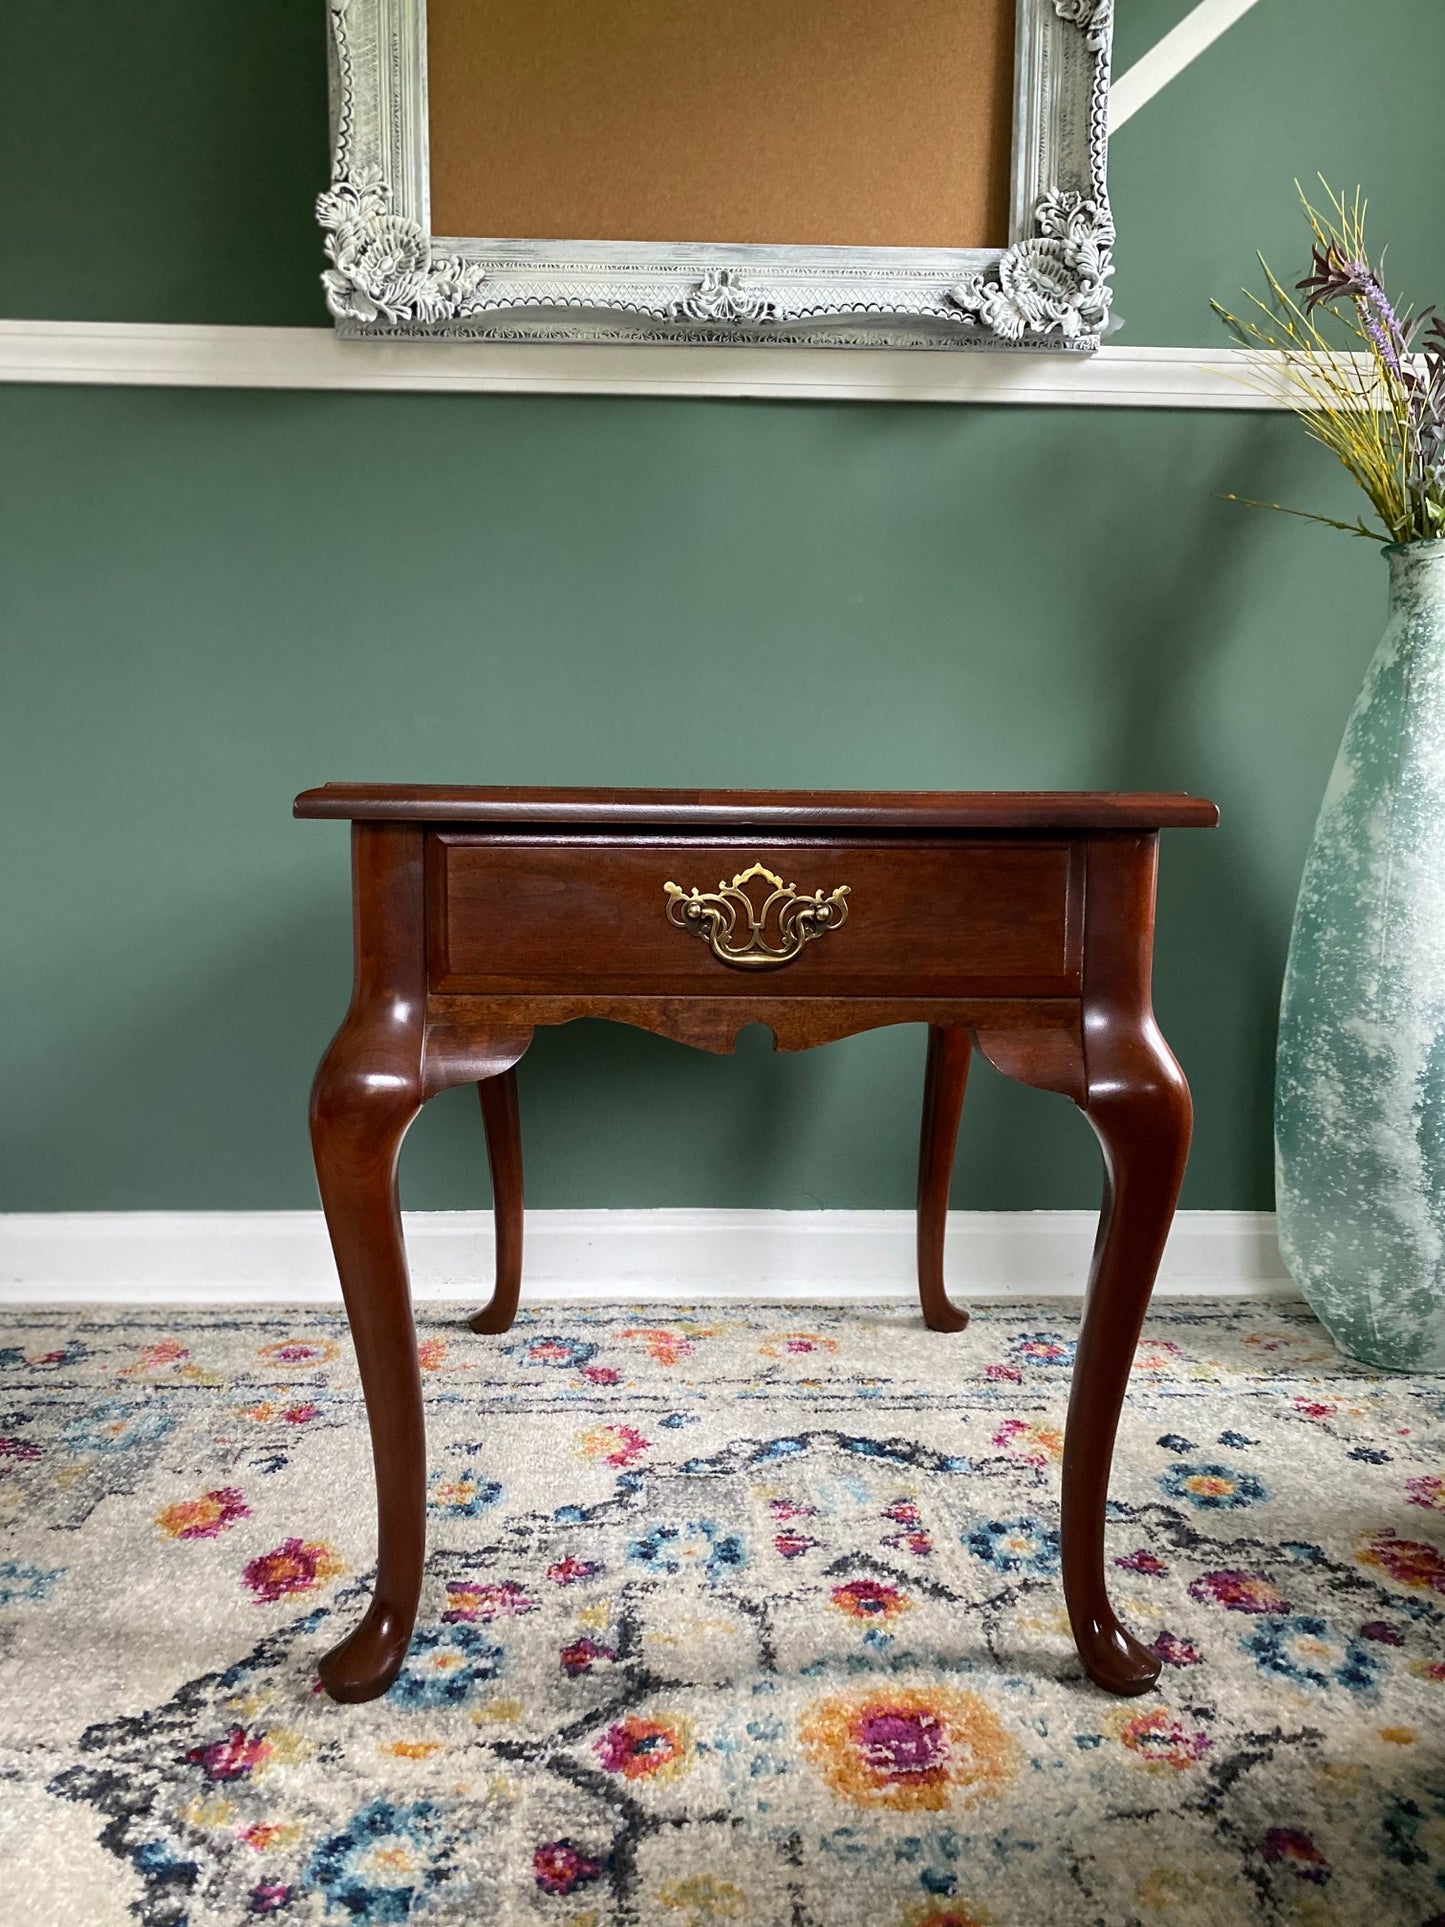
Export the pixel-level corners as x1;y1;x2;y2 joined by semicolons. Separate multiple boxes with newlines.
320;0;1114;351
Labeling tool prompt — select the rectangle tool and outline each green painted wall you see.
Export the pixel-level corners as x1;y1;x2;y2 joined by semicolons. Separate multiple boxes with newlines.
2;1;1442;1213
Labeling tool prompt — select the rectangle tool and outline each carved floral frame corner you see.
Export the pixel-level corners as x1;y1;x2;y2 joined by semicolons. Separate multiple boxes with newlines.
320;0;1115;351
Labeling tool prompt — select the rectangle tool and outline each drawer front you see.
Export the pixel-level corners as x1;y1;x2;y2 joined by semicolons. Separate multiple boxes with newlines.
429;836;1081;997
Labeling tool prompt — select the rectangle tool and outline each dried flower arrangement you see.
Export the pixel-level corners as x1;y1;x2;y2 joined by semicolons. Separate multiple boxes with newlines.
1213;182;1445;543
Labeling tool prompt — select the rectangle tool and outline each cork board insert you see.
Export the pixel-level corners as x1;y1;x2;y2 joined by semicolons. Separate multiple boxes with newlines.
426;0;1017;250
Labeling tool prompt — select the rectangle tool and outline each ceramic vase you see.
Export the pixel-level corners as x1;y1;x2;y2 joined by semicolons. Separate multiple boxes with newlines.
1276;540;1445;1371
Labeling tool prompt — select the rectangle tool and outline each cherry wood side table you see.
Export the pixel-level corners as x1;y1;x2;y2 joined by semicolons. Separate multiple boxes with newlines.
295;784;1218;1705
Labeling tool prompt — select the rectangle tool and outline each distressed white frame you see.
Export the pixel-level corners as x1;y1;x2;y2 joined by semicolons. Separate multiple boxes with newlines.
320;0;1115;351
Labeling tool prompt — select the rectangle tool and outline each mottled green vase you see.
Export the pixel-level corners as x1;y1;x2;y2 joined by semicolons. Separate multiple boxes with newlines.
1276;540;1445;1370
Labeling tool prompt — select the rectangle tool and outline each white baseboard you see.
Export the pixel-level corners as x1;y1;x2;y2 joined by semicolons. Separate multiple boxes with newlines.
0;1209;1294;1307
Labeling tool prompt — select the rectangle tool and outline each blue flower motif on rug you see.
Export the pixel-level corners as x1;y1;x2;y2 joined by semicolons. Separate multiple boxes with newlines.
1007;1333;1077;1367
627;1519;746;1581
63;1399;175;1454
964;1516;1061;1577
1242;1615;1384;1694
0;1337;87;1372
388;1626;505;1707
307;1799;454;1921
1159;1460;1269;1509
427;1466;502;1518
509;1334;597;1370
0;1560;63;1608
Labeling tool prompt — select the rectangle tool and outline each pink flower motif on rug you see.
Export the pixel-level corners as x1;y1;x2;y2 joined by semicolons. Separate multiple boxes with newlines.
1117;1708;1212;1770
242;1538;344;1603
1115;1548;1168;1576
185;1725;273;1781
546;1557;600;1586
774;1530;818;1559
831;1578;911;1621
1405;1474;1445;1512
442;1580;535;1624
257;1340;337;1367
758;1332;838;1359
533;1840;606;1895
1151;1630;1204;1668
1294;1397;1338;1422
1260;1828;1330;1882
559;1637;614;1677
156;1487;249;1541
800;1688;1016;1812
1188;1569;1289;1614
881;1498;933;1557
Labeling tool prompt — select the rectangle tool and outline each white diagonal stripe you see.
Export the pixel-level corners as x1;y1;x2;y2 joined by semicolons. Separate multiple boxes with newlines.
1109;0;1264;131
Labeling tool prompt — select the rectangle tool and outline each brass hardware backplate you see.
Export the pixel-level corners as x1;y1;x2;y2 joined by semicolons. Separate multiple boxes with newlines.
662;862;850;971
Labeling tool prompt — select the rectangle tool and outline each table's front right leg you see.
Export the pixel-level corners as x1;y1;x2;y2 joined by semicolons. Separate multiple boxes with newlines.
1062;831;1191;1696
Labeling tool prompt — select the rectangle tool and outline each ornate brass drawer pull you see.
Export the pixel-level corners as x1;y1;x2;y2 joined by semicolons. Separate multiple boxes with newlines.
663;862;850;970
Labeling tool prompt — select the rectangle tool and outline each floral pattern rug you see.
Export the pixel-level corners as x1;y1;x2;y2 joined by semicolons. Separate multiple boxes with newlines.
1;1300;1443;1927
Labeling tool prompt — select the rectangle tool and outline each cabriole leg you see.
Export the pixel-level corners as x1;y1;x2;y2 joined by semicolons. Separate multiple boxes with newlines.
1062;1043;1190;1693
311;1055;424;1703
470;1067;525;1335
310;821;428;1705
916;1025;972;1332
1061;833;1193;1695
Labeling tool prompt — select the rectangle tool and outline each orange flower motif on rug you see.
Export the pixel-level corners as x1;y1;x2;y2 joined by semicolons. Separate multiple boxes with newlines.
576;1424;651;1468
1358;1529;1445;1594
619;1328;694;1367
156;1487;249;1541
595;1714;693;1783
800;1688;1016;1811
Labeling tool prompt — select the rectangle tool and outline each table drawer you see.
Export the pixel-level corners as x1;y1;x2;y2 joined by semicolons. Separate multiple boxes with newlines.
429;835;1081;997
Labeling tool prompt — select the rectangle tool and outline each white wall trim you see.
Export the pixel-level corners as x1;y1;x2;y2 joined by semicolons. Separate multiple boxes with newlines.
1109;0;1264;132
0;1209;1295;1308
0;321;1315;409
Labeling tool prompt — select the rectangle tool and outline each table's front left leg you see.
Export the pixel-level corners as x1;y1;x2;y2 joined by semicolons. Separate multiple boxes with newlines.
312;1055;424;1702
310;822;429;1705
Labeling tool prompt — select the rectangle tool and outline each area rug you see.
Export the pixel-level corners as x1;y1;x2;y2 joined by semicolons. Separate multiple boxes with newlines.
1;1301;1443;1927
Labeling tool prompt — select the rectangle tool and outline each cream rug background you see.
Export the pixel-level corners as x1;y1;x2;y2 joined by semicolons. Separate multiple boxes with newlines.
1;1301;1441;1925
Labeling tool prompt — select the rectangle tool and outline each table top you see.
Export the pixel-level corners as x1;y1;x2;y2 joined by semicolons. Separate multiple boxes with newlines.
294;785;1220;831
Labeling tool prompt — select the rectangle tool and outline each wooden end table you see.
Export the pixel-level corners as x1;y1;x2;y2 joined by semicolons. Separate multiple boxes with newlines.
294;784;1218;1704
